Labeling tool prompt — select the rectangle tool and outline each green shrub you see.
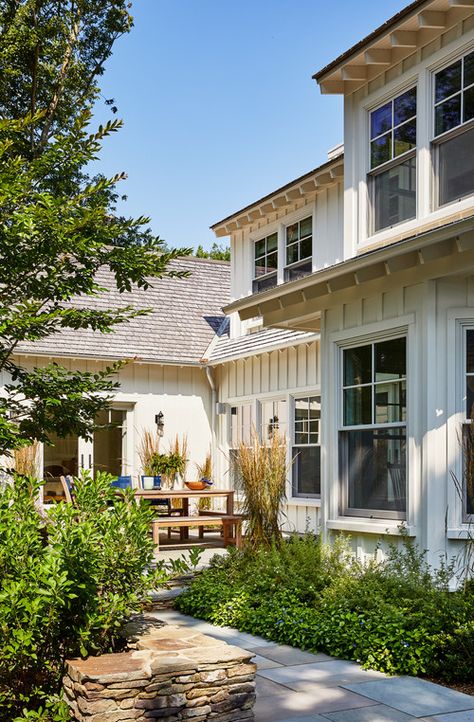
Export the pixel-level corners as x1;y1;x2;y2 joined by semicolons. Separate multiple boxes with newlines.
0;472;167;719
176;533;474;681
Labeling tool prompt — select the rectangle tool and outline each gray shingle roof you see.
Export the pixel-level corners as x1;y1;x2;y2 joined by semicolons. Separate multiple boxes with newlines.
17;257;231;365
207;326;318;363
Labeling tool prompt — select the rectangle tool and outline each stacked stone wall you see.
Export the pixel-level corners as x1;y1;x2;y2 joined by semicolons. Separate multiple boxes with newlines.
63;621;256;722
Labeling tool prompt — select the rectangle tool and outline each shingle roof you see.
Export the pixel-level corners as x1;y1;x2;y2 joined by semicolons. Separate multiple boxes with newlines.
17;257;231;365
207;326;318;363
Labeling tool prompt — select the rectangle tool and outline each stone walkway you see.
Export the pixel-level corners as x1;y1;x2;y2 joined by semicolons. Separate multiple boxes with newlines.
150;607;474;722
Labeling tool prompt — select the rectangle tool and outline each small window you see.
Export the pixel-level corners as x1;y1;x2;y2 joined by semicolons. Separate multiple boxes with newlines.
434;50;474;208
284;216;312;281
253;233;278;293
369;88;417;233
340;337;407;518
292;396;321;498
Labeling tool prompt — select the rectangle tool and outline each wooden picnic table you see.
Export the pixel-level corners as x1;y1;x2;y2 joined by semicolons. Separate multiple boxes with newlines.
134;488;234;516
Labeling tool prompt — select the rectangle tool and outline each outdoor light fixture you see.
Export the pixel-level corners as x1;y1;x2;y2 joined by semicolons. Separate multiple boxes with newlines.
155;411;164;436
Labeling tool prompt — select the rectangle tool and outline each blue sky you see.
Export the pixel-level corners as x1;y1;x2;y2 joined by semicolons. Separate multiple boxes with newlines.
95;0;410;251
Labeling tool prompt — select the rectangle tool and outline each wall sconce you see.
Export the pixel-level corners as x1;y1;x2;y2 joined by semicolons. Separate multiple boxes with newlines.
155;411;164;437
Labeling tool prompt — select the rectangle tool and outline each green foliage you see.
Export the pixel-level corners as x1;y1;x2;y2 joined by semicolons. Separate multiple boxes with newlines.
0;472;172;718
176;534;474;681
194;243;230;261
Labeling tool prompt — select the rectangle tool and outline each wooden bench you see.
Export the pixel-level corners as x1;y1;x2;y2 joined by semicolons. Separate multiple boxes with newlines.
151;515;243;552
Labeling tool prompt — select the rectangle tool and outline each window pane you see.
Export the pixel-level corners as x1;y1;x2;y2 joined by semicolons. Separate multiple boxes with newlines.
255;239;265;258
285;260;312;281
371;101;392;139
435;60;462;103
461;424;474;516
345;428;406;513
293;446;321;496
394;88;417;126
439;126;474;206
467;377;474;420
371;133;391;168
267;233;278;252
466;330;474;373
300;216;312;237
435;96;461;136
394;119;416;156
375;380;406;424
266;252;278;271
229;448;243;492
309;397;321;418
463;85;474;123
463;50;474;89
286;243;298;265
300;236;312;259
43;433;78;497
253;273;277;293
375;337;406;381
344;345;372;386
295;400;308;421
286;223;298;243
372;157;416;232
344;387;372;426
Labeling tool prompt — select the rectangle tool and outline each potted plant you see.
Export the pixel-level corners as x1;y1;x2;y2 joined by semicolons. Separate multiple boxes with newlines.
195;450;213;510
138;429;162;489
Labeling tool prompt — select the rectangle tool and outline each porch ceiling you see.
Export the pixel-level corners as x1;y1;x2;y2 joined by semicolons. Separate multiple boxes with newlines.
314;0;474;95
223;214;474;330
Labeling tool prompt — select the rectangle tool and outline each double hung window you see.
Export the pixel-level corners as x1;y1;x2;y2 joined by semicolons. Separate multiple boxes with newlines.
340;337;407;518
461;330;474;518
253;233;278;293
285;216;313;281
369;88;417;233
292;396;321;497
434;50;474;207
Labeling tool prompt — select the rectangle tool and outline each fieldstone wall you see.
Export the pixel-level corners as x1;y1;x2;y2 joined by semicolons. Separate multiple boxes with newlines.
63;619;256;722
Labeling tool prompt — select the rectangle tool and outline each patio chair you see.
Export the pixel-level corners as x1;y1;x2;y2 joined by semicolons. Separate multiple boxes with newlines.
59;475;74;503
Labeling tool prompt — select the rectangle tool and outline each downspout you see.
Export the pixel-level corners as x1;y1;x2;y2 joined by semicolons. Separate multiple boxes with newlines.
205;365;217;476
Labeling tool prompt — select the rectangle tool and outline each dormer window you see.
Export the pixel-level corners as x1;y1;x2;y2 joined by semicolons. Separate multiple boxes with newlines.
253;232;278;293
369;88;417;234
434;49;474;207
285;216;313;281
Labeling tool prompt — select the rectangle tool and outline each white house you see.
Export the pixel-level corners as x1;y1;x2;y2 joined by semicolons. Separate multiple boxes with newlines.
211;0;474;566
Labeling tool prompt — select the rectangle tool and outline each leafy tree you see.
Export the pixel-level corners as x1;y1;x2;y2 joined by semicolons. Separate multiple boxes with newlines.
195;242;231;261
0;1;191;456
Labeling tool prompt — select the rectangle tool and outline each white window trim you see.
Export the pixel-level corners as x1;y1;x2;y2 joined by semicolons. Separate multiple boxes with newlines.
290;393;322;501
326;316;418;531
284;214;314;281
447;311;474;533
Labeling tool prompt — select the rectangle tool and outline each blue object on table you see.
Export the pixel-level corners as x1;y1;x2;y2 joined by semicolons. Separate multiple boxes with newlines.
111;475;132;489
153;475;161;489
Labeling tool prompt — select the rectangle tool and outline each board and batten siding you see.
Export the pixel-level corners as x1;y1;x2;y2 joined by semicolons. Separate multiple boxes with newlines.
320;264;474;568
215;339;322;533
10;355;213;482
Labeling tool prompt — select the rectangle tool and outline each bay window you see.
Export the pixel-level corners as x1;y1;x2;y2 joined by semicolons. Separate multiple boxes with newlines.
292;396;321;498
340;337;407;518
434;50;474;207
253;233;278;293
369;88;417;233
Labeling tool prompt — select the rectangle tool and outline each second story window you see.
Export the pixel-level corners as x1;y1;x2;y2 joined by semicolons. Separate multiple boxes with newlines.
369;88;417;234
253;232;278;293
285;216;313;281
434;49;474;207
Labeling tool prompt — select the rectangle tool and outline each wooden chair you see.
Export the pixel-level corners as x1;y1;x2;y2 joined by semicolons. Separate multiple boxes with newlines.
59;475;74;503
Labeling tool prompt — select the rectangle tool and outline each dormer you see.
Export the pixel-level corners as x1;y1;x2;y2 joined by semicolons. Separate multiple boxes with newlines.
211;150;344;337
314;0;474;256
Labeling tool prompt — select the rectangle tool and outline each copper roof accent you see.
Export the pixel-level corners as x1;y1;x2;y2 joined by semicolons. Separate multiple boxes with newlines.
313;0;429;82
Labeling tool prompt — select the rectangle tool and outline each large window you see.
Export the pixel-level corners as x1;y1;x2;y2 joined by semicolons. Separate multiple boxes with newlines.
340;337;407;517
253;233;278;293
462;330;474;518
285;216;312;281
434;50;474;207
292;396;321;498
369;88;417;233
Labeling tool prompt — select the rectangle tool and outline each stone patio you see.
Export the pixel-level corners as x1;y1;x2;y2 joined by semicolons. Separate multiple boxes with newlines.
149;608;474;722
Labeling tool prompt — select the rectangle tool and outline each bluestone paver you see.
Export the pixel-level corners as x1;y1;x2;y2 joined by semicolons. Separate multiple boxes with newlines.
429;712;474;722
253;687;377;721
322;703;422;721
342;678;474;718
250;643;332;665
258;659;386;688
